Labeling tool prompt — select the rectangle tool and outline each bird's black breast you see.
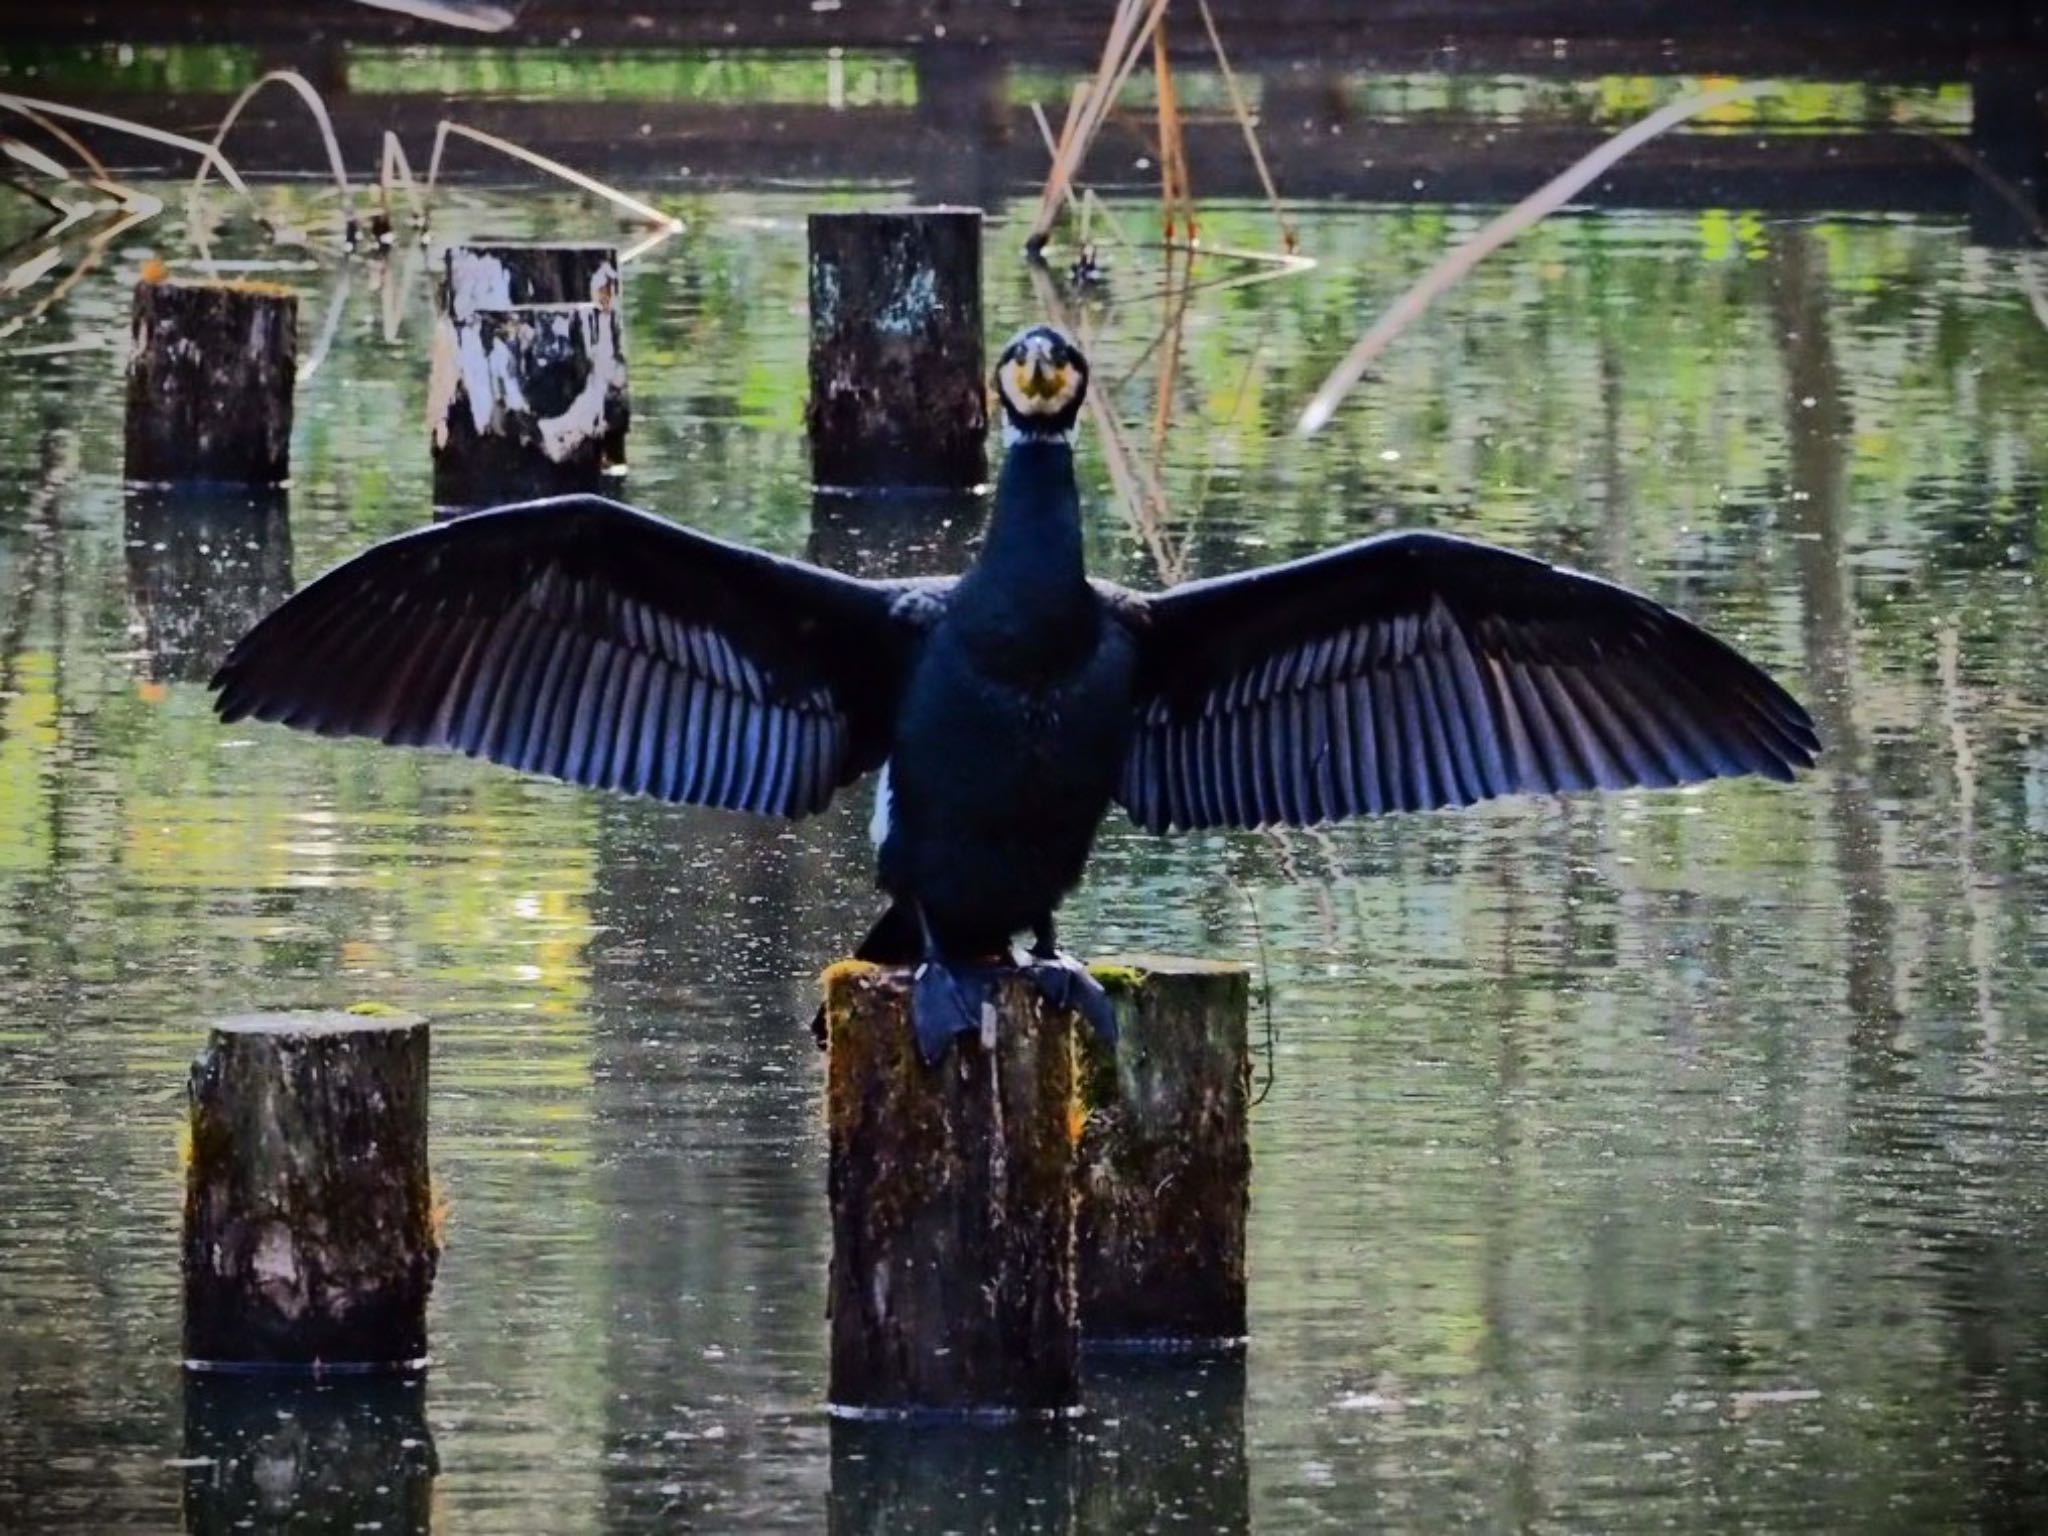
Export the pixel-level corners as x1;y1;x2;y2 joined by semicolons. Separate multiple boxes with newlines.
878;599;1138;950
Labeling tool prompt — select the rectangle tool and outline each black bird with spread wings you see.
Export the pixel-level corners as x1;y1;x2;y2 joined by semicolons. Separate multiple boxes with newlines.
213;324;1819;1060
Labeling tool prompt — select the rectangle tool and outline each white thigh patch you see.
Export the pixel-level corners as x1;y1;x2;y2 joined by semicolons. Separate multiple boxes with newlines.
868;761;893;847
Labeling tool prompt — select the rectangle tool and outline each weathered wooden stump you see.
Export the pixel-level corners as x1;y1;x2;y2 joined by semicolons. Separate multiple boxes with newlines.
1076;958;1252;1348
824;963;1078;1418
183;1012;438;1371
428;242;628;509
181;1371;437;1535
806;208;987;490
125;274;297;486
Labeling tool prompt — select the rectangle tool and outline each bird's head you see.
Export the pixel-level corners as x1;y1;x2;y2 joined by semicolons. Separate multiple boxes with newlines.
994;324;1088;443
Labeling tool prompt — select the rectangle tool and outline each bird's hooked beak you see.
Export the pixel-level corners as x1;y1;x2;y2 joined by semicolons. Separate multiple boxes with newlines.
996;332;1083;423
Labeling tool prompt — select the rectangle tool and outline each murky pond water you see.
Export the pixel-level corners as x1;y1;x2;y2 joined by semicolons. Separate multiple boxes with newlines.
2;103;2047;1533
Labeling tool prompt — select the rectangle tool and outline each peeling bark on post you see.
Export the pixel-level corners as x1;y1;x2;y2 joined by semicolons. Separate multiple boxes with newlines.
806;208;986;490
183;1013;437;1371
1076;958;1251;1348
429;243;628;510
824;963;1078;1417
440;242;621;317
125;276;297;486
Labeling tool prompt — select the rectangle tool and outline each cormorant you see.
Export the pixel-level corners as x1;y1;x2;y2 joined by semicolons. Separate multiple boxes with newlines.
211;324;1819;1061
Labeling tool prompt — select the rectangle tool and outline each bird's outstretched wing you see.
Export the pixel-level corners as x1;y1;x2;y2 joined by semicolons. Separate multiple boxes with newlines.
1111;530;1819;833
212;494;948;818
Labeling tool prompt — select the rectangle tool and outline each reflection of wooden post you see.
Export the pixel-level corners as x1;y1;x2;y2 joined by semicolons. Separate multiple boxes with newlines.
828;1417;1075;1533
124;487;293;684
1077;1354;1249;1534
125;275;297;486
181;1373;437;1535
428;243;628;510
183;1013;437;1370
824;964;1078;1417
1077;958;1251;1347
806;209;986;490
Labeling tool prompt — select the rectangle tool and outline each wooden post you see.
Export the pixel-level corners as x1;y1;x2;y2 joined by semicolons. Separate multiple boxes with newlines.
1076;958;1251;1348
181;1372;437;1535
428;243;628;510
824;963;1078;1418
806;208;986;490
125;274;297;486
183;1012;437;1371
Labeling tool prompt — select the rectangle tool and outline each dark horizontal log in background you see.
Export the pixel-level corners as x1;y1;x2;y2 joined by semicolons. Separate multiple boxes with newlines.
1;2;2039;222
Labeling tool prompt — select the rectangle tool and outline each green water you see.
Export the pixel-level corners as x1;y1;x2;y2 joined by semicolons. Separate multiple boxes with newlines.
1;167;2046;1531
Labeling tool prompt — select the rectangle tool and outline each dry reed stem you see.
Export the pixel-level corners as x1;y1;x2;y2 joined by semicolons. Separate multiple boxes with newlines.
1193;0;1295;252
1296;80;1766;436
1152;20;1194;245
423;119;683;261
3;136;74;183
0;102;108;182
1028;257;1185;586
1027;0;1170;249
1914;131;2047;246
352;0;515;31
0;93;248;195
197;70;355;239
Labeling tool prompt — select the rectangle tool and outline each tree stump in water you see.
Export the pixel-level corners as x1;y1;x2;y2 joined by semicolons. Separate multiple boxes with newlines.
125;274;297;486
183;1012;437;1371
429;243;628;510
1076;959;1252;1348
824;963;1078;1417
806;208;986;490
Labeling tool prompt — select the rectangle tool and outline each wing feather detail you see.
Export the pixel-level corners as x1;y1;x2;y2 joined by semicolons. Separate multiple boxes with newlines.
212;493;949;819
1111;530;1819;832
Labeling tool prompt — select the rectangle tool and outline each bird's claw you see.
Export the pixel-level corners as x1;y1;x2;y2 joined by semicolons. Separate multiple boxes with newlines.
910;961;994;1064
1028;953;1119;1050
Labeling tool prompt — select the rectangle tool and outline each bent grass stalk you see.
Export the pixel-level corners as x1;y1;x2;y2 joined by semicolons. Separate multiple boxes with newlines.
197;70;356;240
423;120;682;262
1296;80;1768;437
0;93;248;195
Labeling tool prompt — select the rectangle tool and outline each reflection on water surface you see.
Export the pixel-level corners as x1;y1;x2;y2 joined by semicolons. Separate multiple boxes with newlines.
0;46;2046;1531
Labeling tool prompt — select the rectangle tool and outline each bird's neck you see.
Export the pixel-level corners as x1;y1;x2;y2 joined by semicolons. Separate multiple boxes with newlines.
956;436;1093;661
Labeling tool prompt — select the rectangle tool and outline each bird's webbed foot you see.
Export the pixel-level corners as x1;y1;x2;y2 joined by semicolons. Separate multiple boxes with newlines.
910;958;1000;1064
1025;952;1119;1050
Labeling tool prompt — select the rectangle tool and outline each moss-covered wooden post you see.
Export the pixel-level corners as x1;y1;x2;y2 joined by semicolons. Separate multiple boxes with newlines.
428;243;628;509
824;963;1078;1417
125;273;297;485
183;1012;438;1370
1076;958;1251;1348
806;208;986;490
